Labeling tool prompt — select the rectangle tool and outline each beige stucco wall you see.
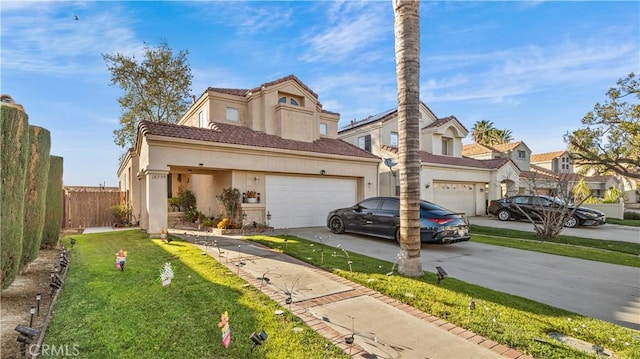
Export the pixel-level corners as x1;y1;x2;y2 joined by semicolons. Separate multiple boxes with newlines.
135;135;378;234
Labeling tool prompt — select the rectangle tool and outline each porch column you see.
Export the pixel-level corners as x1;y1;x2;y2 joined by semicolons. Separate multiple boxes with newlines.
145;169;168;236
137;172;148;230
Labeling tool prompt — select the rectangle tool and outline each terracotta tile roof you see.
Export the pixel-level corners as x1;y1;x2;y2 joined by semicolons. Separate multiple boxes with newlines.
462;143;496;156
462;141;529;156
422;115;468;132
139;120;378;159
381;145;511;169
530;150;567;163
207;74;319;99
491;141;525;152
205;74;336;114
530;164;557;176
519;170;557;180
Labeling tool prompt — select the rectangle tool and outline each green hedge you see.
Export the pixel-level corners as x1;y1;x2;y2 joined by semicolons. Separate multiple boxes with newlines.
21;126;51;267
42;155;64;248
0;104;30;288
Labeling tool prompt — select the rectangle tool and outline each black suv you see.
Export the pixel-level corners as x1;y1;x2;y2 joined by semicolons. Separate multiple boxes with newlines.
326;197;470;244
488;195;606;228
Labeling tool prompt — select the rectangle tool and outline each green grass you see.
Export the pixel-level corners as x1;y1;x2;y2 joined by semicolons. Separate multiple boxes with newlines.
471;225;640;256
43;231;348;359
471;234;640;268
247;234;640;359
608;218;640;227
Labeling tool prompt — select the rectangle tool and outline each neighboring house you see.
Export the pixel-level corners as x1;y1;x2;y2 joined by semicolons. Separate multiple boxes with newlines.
118;75;379;235
462;142;532;172
530;150;573;174
339;105;520;216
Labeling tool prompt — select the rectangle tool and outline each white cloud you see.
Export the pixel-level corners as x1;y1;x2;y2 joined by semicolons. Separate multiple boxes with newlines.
300;1;391;64
1;3;141;75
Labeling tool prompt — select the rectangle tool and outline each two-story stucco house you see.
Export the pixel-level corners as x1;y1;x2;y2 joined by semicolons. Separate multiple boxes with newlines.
530;150;574;174
338;104;520;216
118;75;380;235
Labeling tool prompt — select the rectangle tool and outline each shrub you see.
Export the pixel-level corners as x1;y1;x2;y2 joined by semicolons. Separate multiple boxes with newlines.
216;187;241;222
217;218;230;229
41;156;63;248
1;104;30;289
110;204;131;226
178;190;196;210
21;126;51;267
624;211;640;220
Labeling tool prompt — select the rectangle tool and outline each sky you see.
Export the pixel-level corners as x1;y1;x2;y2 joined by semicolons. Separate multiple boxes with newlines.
2;1;638;187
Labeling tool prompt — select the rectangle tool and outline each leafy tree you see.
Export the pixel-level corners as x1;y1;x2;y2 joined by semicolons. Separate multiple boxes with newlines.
393;0;422;276
565;73;640;180
103;40;193;149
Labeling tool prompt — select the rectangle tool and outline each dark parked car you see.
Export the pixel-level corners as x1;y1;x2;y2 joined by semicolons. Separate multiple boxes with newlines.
326;197;470;244
487;195;606;228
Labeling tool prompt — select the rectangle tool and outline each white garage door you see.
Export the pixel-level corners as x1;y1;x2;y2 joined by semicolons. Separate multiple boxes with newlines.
266;176;357;228
433;182;476;216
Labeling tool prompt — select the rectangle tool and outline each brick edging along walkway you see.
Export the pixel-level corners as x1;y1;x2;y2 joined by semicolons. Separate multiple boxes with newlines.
188;237;533;359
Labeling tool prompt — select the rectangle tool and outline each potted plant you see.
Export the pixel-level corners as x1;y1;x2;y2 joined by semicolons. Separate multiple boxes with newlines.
168;197;181;212
246;190;257;203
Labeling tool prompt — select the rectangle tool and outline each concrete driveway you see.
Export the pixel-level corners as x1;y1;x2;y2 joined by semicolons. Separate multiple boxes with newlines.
471;216;639;243
285;225;640;331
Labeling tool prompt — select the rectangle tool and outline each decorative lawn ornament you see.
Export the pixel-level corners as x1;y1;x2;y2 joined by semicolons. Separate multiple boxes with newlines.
159;262;175;286
115;250;127;271
160;229;167;242
217;311;231;348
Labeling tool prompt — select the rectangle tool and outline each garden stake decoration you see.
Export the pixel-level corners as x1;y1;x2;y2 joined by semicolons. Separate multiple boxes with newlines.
387;252;404;276
283;279;299;310
283;227;289;251
217;311;231;349
159;262;175;286
337;245;353;273
115;249;127;271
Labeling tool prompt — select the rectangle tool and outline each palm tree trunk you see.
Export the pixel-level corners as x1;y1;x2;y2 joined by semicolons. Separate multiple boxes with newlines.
393;0;422;276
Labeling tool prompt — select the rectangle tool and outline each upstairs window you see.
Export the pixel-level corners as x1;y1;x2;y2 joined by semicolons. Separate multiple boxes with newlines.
198;110;206;128
358;135;371;152
226;107;239;122
518;150;526;159
441;137;452;155
278;95;300;106
319;123;328;136
390;132;398;147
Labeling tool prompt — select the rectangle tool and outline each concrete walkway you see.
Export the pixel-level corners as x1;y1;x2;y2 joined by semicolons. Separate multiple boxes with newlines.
171;229;531;359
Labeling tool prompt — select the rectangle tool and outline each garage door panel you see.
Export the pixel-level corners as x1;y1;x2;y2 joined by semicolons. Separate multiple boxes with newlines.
266;176;356;228
433;182;476;216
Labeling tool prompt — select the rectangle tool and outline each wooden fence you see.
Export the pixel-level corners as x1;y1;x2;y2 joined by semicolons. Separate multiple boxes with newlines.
63;191;123;228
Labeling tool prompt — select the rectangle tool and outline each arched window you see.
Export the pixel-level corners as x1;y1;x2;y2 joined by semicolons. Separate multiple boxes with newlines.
290;98;299;106
278;96;287;104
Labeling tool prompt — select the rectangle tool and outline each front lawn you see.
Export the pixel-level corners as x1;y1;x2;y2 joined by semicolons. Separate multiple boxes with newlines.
43;231;348;359
248;234;640;359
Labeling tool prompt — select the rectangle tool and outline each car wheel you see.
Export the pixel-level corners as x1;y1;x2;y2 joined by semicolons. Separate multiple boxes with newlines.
329;216;345;234
497;209;511;221
564;215;579;228
394;228;400;243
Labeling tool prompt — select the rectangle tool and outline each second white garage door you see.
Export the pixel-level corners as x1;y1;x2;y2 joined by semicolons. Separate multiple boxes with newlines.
266;175;357;228
433;182;477;216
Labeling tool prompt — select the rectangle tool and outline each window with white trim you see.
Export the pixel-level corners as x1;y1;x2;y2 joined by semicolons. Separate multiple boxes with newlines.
319;123;327;136
226;107;239;122
390;132;398;147
198;110;206;128
358;135;371;152
441;137;452;155
518;150;526;159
